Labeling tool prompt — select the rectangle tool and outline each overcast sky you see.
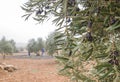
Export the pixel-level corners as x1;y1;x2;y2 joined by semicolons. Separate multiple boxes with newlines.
0;0;56;43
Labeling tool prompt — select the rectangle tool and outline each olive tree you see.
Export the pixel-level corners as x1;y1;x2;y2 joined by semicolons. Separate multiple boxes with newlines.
27;38;44;56
9;39;17;52
37;38;44;50
27;39;37;55
0;37;15;59
22;0;120;82
46;31;62;56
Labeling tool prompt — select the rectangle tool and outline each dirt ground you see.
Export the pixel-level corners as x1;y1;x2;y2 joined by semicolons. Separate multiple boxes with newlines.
0;58;69;82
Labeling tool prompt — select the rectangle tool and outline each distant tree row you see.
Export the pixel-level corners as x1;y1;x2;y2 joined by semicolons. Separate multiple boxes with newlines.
27;38;45;56
0;37;17;59
27;31;62;56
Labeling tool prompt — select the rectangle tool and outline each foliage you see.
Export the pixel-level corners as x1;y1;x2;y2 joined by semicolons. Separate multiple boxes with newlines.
46;31;64;55
27;38;44;54
27;39;37;53
22;0;120;82
9;39;17;52
46;31;57;55
0;37;16;59
37;38;45;51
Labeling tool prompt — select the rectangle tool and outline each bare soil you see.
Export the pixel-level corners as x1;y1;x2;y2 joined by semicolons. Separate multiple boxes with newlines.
0;58;69;82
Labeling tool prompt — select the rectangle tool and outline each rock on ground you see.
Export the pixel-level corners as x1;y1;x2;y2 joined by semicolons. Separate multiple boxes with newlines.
0;63;17;72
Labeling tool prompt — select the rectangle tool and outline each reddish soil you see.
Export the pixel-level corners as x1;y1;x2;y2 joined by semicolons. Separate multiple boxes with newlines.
0;58;69;82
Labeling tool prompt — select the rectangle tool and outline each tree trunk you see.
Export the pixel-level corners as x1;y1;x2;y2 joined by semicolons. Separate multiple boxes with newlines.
3;53;6;59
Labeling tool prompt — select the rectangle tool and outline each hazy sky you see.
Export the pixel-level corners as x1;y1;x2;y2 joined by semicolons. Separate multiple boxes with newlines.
0;0;56;43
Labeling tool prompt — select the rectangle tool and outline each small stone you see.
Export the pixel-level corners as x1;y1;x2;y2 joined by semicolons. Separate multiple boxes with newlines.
4;65;17;72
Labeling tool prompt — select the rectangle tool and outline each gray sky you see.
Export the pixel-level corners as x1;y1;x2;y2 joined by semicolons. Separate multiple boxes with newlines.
0;0;56;43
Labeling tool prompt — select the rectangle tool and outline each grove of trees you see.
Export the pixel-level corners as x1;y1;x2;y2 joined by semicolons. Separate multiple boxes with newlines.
22;0;120;82
27;38;44;56
0;37;17;59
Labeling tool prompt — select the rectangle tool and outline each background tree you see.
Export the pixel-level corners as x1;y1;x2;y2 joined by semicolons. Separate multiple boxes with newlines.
0;37;16;59
27;38;45;56
46;31;57;56
46;31;65;56
37;38;44;50
27;39;37;54
22;0;120;82
36;38;45;56
9;39;17;52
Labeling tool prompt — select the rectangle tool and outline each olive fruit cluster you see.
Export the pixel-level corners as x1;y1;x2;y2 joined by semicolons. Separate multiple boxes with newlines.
69;50;72;56
87;20;93;28
109;16;116;25
36;9;43;15
86;32;93;42
66;18;71;23
111;50;119;57
45;6;49;9
104;16;117;27
76;7;80;12
86;20;93;42
68;0;75;6
36;5;50;16
108;59;119;66
36;9;48;15
108;50;119;66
